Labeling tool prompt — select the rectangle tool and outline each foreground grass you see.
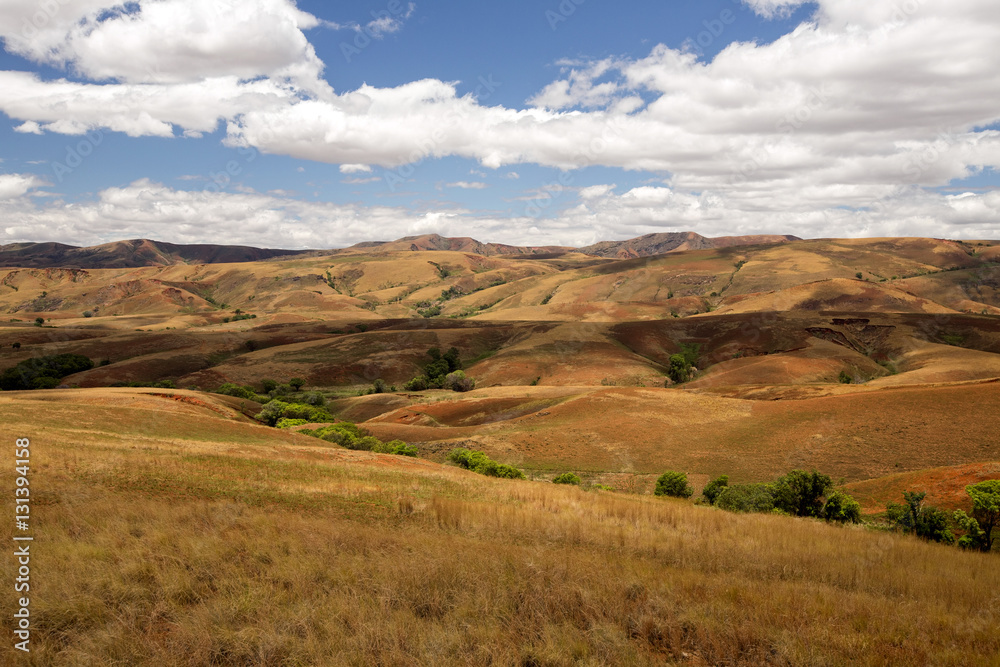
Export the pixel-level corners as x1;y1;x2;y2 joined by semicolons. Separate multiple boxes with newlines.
2;441;998;665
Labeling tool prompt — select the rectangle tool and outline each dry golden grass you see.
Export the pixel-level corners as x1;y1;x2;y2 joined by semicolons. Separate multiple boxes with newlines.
1;389;998;665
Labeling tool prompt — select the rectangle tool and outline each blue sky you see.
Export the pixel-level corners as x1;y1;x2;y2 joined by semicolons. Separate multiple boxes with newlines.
0;0;999;249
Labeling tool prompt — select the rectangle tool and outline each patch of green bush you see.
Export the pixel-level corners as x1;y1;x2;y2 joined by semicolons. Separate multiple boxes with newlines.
553;472;582;485
405;347;474;391
447;448;525;479
654;471;693;498
276;418;309;429
702;475;729;504
0;353;94;390
715;482;776;513
299;422;416;456
255;400;333;426
214;383;267;402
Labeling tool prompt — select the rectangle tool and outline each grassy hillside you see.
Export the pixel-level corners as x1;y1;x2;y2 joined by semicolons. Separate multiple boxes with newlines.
2;389;998;665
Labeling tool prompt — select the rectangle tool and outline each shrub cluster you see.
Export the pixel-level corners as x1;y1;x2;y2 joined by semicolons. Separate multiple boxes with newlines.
214;383;269;402
300;422;416;456
886;482;999;551
404;347;476;392
689;469;862;524
553;472;582;485
0;353;94;390
255;400;333;426
667;343;701;384
447;448;524;479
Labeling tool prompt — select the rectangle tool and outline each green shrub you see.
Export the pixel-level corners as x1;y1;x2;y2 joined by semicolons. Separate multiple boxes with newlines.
214;383;262;401
886;491;955;544
276;418;308;429
303;391;325;406
255;400;332;427
715;483;776;513
822;491;862;523
444;370;475;392
702;475;729;504
261;379;278;393
403;376;429;391
553;472;582;485
839;370;853;384
447;448;525;479
371;440;418;457
953;480;999;552
772;470;834;518
654;471;693;498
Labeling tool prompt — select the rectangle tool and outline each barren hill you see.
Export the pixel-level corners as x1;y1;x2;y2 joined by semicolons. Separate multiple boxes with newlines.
0;238;313;268
578;231;800;258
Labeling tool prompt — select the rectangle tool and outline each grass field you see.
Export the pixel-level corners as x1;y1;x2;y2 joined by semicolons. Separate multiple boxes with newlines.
2;389;999;665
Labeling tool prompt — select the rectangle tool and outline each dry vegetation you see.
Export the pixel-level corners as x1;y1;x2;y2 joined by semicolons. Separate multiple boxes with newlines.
3;236;1000;664
2;389;999;665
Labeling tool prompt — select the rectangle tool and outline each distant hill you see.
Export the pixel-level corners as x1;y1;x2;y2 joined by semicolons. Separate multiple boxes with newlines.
349;232;799;259
578;232;801;258
0;239;312;269
348;233;573;257
0;232;801;268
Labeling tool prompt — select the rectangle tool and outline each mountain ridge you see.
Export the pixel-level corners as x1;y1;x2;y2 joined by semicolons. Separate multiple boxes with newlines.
0;232;802;268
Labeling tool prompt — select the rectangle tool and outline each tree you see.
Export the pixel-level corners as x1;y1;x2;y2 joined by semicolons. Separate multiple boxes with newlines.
655;471;693;498
34;317;44;326
702;475;729;505
886;491;955;544
822;491;862;523
667;354;692;384
956;480;1000;552
261;379;278;393
288;377;305;391
772;470;833;518
255;400;288;427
